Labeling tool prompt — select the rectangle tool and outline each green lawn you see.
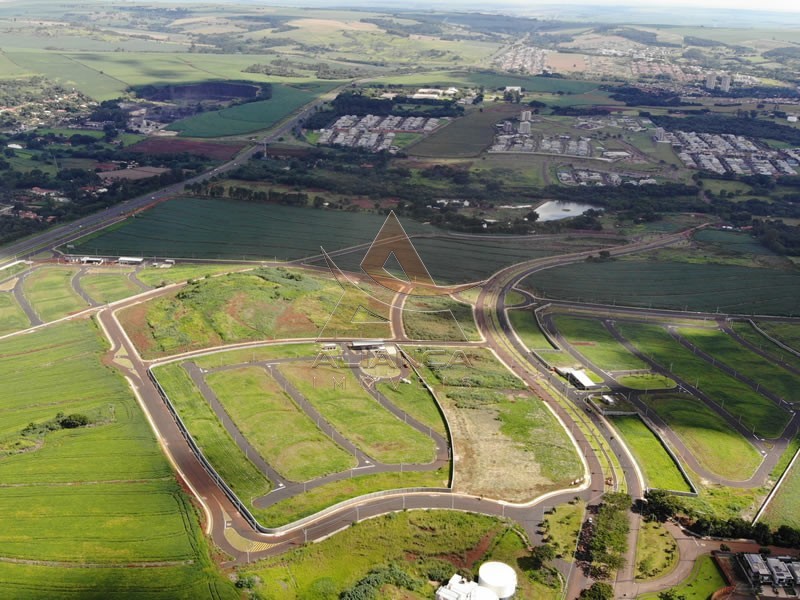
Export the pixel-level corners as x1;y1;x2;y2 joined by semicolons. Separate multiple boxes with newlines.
0;292;30;335
22;267;86;321
542;501;585;560
677;327;800;404
79;273;141;304
508;308;556;350
641;394;761;481
611;415;691;492
152;363;272;506
280;363;436;464
553;315;647;371
205;367;355;481
618;323;791;439
635;521;679;581
638;555;726;600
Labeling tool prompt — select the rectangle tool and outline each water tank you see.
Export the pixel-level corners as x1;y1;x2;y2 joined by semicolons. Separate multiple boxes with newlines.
478;561;517;599
470;586;499;600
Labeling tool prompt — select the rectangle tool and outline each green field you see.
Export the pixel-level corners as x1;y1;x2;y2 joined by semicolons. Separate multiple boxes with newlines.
135;263;249;287
376;379;447;437
508;308;556;350
635;521;679;581
152;363;272;507
639;555;726;600
677;327;800;404
526;260;800;315
403;295;479;341
280;363;435;464
205;366;356;481
694;229;778;257
754;321;800;352
644;394;761;480
611;416;692;492
542;501;585;560
167;83;335;137
79;272;142;304
553;315;647;371
618;323;791;439
616;373;676;390
191;343;321;369
22;267;86;322
242;510;556;600
762;450;800;529
732;322;800;372
0;321;234;598
0;292;29;335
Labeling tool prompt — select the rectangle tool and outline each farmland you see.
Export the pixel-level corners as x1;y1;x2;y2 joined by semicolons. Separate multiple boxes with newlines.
0;321;234;598
204;366;355;481
610;416;692;492
525;260;800;315
242;510;556;600
617;323;791;439
167;83;337;137
279;362;436;464
22;267;86;322
552;315;647;371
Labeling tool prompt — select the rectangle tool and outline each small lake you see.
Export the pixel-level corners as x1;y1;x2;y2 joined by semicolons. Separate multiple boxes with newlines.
535;201;602;222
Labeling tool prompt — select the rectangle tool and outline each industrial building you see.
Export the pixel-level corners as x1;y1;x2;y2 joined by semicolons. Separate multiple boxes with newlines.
556;367;597;389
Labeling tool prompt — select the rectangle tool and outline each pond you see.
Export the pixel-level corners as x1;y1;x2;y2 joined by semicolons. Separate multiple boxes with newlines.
535;201;602;222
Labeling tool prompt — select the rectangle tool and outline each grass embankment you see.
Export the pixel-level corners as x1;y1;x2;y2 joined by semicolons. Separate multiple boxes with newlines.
205;367;356;481
553;315;647;371
618;323;790;439
641;394;761;481
635;521;679;581
611;416;692;492
22;267;85;321
280;363;436;465
242;510;559;600
639;555;726;600
0;321;235;598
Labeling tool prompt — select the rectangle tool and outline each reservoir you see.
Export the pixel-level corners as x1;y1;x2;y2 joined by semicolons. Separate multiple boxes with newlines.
535;201;602;222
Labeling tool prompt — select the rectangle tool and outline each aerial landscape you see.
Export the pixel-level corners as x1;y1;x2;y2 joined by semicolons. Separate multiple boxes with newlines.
1;0;800;598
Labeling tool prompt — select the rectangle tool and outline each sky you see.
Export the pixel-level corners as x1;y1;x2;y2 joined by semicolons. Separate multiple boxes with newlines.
391;0;800;13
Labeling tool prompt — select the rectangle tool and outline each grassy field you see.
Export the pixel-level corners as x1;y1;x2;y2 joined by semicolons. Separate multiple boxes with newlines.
635;521;679;581
732;322;800;372
644;394;761;480
618;323;791;439
0;321;235;598
22;267;86;322
542;500;585;560
754;321;800;352
611;416;692;492
242;510;557;599
369;70;598;94
167;82;336;137
762;447;800;529
191;343;321;369
553;315;647;371
135;263;249;287
526;260;800;315
280;363;435;464
639;555;726;600
616;373;676;390
205;366;355;481
0;292;29;335
677;326;800;404
403;295;479;341
376;379;447;437
79;272;141;304
508;308;556;350
152;362;272;506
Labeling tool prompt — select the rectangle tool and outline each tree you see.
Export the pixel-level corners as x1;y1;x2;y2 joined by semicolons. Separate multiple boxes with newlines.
658;590;687;600
580;582;614;600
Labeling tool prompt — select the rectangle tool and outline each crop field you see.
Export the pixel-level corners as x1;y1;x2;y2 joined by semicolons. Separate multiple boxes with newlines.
694;229;778;257
618;323;790;439
204;367;356;481
69;198;429;260
677;327;800;405
0;321;234;597
128;138;246;161
552;315;647;371
508;308;556;350
525;260;800;315
610;416;691;492
79;273;142;304
167;83;336;137
0;292;29;335
120;267;389;358
403;295;479;342
243;510;554;600
407;346;581;501
152;363;272;505
279;363;435;464
22;267;86;322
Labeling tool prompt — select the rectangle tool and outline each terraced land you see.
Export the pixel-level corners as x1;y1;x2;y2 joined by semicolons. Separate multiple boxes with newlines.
644;394;761;480
552;315;647;371
617;323;790;439
205;366;356;481
0;321;234;598
610;416;691;492
22;267;85;322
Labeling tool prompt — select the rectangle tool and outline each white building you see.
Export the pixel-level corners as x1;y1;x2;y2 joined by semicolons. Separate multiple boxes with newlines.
706;72;717;90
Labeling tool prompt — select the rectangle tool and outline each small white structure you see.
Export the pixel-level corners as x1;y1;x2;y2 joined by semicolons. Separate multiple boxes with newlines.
478;562;517;600
80;256;104;265
435;574;499;600
118;256;144;265
556;367;597;390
